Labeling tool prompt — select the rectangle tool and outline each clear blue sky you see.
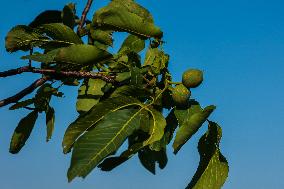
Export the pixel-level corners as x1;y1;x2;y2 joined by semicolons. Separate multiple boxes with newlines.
1;0;284;188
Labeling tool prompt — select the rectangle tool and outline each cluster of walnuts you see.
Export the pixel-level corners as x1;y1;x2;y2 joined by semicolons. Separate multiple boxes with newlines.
171;69;203;105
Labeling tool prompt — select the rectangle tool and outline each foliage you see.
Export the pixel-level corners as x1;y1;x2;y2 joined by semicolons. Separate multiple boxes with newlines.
1;0;229;188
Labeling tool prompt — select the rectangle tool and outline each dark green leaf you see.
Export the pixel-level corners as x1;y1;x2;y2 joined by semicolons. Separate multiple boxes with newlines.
62;95;141;154
62;3;76;29
173;103;216;154
144;47;169;75
45;106;55;142
186;122;229;189
138;146;167;175
9;99;34;110
9;110;38;154
130;67;144;86
67;109;142;181
21;49;59;63
29;10;62;28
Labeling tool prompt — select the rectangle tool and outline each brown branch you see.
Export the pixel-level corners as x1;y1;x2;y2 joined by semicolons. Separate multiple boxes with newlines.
0;66;117;84
77;0;94;33
0;77;48;108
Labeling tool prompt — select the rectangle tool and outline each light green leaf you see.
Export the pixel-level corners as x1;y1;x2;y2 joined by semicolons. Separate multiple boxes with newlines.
9;110;38;154
5;25;46;52
76;79;106;113
38;23;82;44
29;10;62;28
62;95;141;154
45;106;55;142
90;28;113;46
67;109;142;181
143;108;166;146
118;34;145;54
173;103;216;154
186;122;229;189
115;72;131;82
93;4;163;38
54;44;112;65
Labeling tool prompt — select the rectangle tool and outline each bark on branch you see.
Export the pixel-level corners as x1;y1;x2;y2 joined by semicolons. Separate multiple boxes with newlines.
77;0;94;33
0;66;116;83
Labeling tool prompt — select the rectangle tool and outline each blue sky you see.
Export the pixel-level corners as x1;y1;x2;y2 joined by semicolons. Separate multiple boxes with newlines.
1;0;284;188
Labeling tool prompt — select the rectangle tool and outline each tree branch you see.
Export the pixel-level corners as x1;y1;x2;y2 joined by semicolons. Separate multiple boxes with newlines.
0;77;48;108
77;0;94;33
0;66;117;84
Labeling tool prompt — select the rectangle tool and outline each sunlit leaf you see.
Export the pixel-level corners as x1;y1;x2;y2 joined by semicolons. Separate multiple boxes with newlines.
173;102;215;154
186;122;229;189
118;34;145;54
67;109;142;181
62;95;141;154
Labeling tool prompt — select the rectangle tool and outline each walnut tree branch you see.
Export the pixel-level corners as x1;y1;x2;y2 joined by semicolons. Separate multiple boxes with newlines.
77;0;94;33
0;66;117;84
0;77;48;108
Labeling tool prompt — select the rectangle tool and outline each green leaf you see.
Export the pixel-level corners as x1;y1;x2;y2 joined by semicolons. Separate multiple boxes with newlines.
9;110;38;154
93;3;163;38
164;109;179;144
5;25;46;52
9;99;34;110
118;34;145;54
143;108;166;146
38;23;82;44
90;28;113;46
67;109;142;181
34;83;54;112
62;95;141;154
110;85;150;100
138;146;167;175
54;44;112;65
130;67;144;86
115;72;131;82
144;47;169;75
173;103;216;154
62;3;76;29
186;122;229;189
29;10;62;28
76;79;106;114
45;106;55;142
21;49;59;63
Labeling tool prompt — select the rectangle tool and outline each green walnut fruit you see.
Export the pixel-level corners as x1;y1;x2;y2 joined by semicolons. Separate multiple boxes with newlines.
182;69;203;88
171;84;191;105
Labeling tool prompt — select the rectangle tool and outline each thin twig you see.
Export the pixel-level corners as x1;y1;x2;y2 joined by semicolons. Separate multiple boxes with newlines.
77;0;94;33
0;77;48;108
0;66;117;84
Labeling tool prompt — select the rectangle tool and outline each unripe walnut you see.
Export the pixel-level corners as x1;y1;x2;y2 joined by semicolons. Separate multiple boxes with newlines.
182;69;203;88
171;84;191;105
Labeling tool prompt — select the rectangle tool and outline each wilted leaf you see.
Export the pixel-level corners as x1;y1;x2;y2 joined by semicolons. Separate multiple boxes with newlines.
62;95;141;154
45;106;55;142
173;103;216;154
186;122;229;189
67;109;142;181
9;110;38;154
